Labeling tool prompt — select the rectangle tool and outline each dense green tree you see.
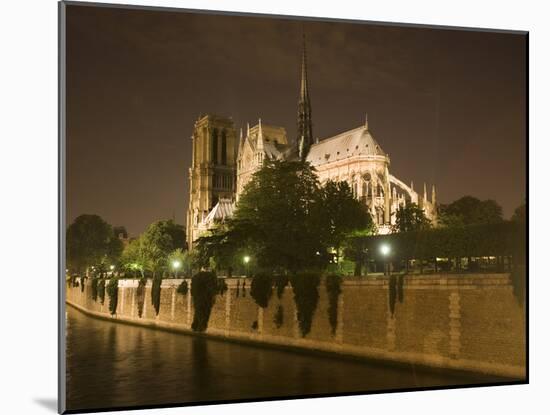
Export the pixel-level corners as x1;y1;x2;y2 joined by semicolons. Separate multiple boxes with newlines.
319;180;374;262
120;219;186;278
392;203;431;233
120;237;150;278
195;223;247;275
439;196;503;227
231;159;326;273
141;219;186;276
66;214;122;274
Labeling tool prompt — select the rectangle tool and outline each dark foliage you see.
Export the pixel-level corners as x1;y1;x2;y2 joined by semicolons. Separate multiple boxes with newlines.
151;274;162;315
91;278;99;301
106;278;119;315
325;274;342;335
439;196;503;226
68;274;77;288
319;180;373;260
136;277;146;318
66;214;123;274
273;305;284;328
290;273;321;337
388;274;405;316
392;203;431;233
250;274;273;308
217;279;228;296
274;275;289;299
98;279;106;305
354;221;525;263
191;272;218;332
80;276;86;293
177;280;189;296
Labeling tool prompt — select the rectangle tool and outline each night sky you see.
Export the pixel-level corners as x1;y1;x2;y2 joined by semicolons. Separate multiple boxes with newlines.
66;4;526;236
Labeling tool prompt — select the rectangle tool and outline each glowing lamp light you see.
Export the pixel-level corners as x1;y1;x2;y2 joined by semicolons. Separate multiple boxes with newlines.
380;244;391;257
243;255;251;264
109;265;115;270
172;260;181;269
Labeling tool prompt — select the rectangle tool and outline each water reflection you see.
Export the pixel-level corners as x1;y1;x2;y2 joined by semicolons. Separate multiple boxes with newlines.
66;306;505;412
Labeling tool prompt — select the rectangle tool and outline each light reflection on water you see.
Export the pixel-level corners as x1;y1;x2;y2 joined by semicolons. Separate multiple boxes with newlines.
66;306;505;411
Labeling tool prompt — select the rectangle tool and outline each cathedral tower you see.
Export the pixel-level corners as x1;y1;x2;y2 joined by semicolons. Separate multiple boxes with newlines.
186;114;237;249
296;34;313;160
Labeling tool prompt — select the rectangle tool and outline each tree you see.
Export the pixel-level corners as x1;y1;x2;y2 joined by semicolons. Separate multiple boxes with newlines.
181;250;197;277
512;202;526;223
167;248;186;277
225;159;326;273
343;229;376;276
195;222;246;275
119;219;187;279
140;219;186;276
392;203;431;233
319;180;373;262
439;196;503;227
66;214;122;274
120;237;151;278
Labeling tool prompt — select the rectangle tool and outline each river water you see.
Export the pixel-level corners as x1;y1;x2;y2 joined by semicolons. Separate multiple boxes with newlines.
65;306;507;412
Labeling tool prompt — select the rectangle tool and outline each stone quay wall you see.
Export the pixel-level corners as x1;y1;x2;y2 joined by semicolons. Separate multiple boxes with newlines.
66;274;526;379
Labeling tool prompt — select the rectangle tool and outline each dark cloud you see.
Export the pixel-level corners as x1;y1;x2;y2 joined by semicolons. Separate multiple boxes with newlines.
66;5;526;236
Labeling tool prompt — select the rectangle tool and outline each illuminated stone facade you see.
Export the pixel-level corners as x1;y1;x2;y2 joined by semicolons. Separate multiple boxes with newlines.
186;115;238;249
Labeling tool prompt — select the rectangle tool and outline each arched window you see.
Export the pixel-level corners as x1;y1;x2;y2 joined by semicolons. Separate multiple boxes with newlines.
221;130;227;165
212;129;218;164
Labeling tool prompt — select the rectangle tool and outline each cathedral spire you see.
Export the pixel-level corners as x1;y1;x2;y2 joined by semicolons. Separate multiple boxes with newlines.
296;31;313;160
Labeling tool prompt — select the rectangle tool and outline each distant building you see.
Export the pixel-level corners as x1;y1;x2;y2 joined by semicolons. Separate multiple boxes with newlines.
186;37;437;249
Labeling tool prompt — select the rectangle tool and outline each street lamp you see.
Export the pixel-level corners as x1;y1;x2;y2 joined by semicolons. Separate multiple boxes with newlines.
172;260;181;278
380;243;391;276
380;244;391;257
243;255;250;277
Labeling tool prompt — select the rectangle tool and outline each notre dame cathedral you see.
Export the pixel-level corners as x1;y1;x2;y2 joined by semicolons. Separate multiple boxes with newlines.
186;38;437;249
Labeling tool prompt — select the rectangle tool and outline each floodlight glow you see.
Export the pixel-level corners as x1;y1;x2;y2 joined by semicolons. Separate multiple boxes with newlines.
243;255;251;264
110;265;115;270
380;244;391;256
172;260;181;269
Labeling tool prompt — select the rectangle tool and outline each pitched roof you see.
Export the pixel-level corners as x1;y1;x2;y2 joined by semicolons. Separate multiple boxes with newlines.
201;199;234;226
306;125;386;167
